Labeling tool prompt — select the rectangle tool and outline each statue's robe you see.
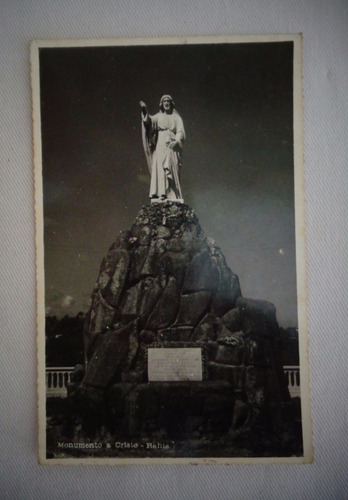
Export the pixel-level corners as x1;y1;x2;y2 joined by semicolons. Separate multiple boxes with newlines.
142;111;185;200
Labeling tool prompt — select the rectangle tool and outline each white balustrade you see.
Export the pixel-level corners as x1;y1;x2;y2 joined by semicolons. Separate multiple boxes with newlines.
46;367;74;398
45;365;301;398
283;366;300;398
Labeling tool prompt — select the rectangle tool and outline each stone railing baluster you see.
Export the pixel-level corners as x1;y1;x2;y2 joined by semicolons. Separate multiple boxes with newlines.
283;366;301;398
45;367;74;398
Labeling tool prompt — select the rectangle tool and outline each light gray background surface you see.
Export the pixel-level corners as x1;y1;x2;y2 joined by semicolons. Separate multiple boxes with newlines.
0;1;347;498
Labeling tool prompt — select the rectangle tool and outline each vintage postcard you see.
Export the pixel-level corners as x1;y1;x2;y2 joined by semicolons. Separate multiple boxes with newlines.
32;35;312;464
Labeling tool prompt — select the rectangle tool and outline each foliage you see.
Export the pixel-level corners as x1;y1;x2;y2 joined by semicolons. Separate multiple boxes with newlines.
45;313;85;366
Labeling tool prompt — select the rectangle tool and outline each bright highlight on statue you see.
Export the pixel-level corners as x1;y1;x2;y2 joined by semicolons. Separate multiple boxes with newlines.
140;95;185;203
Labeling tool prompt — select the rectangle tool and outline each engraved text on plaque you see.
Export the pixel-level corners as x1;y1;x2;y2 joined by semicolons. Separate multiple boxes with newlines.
148;348;203;382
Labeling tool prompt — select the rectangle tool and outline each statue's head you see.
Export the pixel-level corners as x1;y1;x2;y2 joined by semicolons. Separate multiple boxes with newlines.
159;94;174;113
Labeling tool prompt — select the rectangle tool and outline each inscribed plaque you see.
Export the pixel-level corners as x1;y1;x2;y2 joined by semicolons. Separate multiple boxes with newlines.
148;348;203;381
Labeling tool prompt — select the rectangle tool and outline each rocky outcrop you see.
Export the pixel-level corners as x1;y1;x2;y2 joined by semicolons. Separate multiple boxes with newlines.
83;202;242;365
68;202;296;456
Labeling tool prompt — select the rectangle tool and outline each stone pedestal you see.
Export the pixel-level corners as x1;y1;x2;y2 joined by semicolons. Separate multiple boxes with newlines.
66;202;299;457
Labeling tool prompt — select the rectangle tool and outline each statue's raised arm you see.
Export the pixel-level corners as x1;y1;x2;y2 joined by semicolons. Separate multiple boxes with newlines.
139;100;147;117
141;95;185;203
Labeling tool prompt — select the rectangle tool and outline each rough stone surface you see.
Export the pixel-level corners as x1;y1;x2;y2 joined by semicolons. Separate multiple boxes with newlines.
182;249;219;293
97;249;129;305
192;313;216;342
86;292;117;338
83;320;139;389
139;329;156;344
83;327;99;360
207;362;245;388
122;276;162;320
231;399;249;430
158;326;193;342
175;291;212;326
159;251;191;287
221;307;242;332
244;336;274;367
215;343;244;365
216;330;245;365
236;297;278;337
103;381;235;440
146;276;180;330
128;246;149;283
211;251;241;316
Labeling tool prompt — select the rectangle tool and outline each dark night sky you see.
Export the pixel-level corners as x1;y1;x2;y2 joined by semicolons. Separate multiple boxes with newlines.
40;41;297;327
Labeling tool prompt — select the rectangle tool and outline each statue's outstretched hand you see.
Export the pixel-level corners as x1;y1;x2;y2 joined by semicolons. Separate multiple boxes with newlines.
139;101;147;116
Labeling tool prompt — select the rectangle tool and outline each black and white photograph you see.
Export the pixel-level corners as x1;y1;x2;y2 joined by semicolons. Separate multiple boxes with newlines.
32;35;312;464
